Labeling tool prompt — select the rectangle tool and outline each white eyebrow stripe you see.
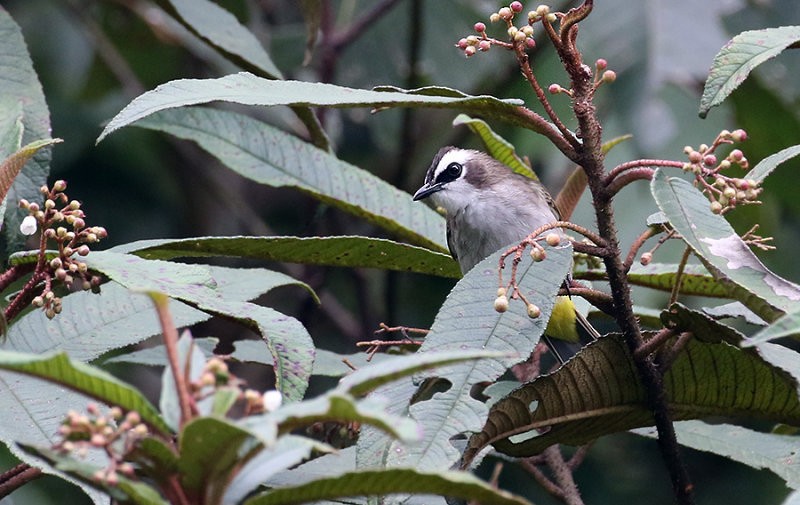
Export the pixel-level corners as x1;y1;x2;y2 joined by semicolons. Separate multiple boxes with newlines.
433;149;471;181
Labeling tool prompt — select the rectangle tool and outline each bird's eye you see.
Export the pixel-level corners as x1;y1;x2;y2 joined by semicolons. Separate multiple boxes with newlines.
444;162;462;179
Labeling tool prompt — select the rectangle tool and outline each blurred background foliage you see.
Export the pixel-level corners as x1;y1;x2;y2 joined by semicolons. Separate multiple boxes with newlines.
1;0;799;504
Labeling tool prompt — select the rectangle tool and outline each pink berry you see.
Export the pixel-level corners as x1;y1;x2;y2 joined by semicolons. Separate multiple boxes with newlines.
731;129;747;142
457;38;468;49
525;37;536;48
729;149;744;161
479;40;491;51
510;1;523;13
548;83;561;94
595;58;608;70
464;46;476;57
703;154;717;166
474;22;486;33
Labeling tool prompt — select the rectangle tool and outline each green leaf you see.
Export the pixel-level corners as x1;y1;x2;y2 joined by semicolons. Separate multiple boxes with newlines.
0;9;52;254
634;421;800;489
178;417;259;504
385;243;573;470
115;235;460;279
84;252;314;401
0;138;62;208
158;0;283;78
131;107;449;251
650;169;800;322
21;444;168;505
0;350;171;435
243;468;534;505
747;144;800;183
466;324;800;460
700;26;800;117
452;114;535;179
627;263;730;297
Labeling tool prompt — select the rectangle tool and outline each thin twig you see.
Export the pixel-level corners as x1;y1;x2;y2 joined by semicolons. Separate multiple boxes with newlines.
151;293;195;427
623;227;659;273
0;464;42;499
669;247;693;306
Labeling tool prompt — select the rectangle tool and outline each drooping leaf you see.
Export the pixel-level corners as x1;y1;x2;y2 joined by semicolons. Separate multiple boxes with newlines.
83;252;314;401
96;73;522;142
131;107;449;251
466;308;800;460
651;169;800;322
746;144;800;183
178;417;260;504
114;235;459;278
243;468;534;505
452;114;535;179
0;10;52;254
384;243;572;471
0;138;62;208
158;0;283;78
700;26;800;117
634;421;800;489
0;350;170;435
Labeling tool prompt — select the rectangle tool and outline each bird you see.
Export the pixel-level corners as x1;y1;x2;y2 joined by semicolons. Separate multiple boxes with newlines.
412;146;599;354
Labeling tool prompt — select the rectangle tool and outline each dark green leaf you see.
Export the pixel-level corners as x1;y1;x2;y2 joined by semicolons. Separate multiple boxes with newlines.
0;350;171;435
116;235;459;278
243;468;534;505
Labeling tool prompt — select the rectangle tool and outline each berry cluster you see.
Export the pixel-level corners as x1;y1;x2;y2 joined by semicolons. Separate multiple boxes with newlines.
457;3;555;57
192;355;283;416
495;232;562;318
680;129;759;214
55;404;147;486
19;180;107;318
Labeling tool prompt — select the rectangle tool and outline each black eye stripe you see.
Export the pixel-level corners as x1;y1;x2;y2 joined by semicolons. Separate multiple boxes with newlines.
436;162;463;184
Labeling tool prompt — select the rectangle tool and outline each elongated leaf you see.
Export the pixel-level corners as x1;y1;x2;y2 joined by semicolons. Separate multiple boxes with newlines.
634;421;800;489
83;252;314;401
466;304;800;460
452;114;535;179
0;10;52;253
159;0;282;78
628;263;729;297
700;27;800;117
97;73;522;142
114;235;460;278
747;144;800;183
244;468;533;505
651;169;800;322
132;107;448;251
0;350;170;435
385;243;572;470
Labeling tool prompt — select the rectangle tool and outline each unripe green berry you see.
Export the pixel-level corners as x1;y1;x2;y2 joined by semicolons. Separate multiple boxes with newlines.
545;233;561;246
490;13;501;22
497;287;507;297
723;187;736;199
526;303;541;319
710;201;723;214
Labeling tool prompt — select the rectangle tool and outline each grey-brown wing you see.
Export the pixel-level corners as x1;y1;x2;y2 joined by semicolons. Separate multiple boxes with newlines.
445;222;459;265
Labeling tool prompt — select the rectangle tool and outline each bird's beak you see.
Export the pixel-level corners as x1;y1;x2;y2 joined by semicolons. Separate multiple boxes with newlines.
413;182;443;201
